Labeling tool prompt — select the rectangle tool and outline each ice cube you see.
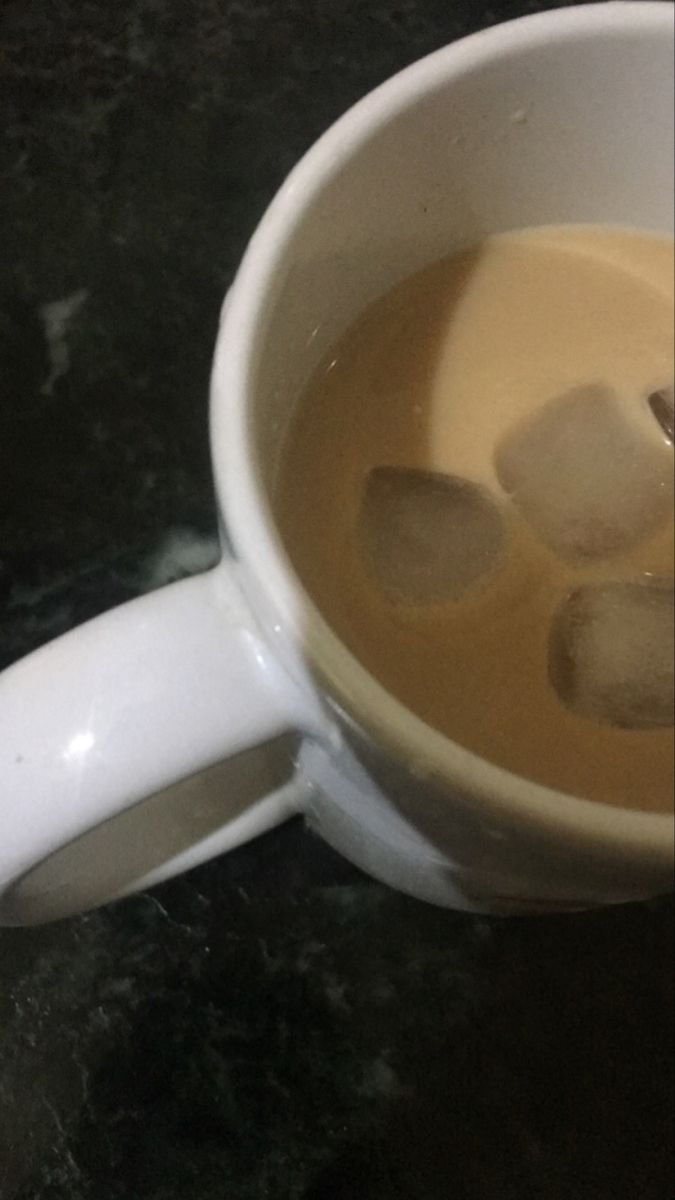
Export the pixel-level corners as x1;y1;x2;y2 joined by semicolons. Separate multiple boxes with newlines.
549;579;674;729
647;385;674;444
495;384;673;561
359;467;505;603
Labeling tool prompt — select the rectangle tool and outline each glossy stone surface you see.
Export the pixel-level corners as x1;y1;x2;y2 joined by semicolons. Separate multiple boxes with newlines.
1;3;672;1197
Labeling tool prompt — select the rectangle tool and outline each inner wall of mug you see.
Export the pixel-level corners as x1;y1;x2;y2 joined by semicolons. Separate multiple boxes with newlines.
250;13;674;488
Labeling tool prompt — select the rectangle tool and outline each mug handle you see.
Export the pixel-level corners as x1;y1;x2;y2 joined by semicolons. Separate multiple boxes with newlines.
0;563;314;925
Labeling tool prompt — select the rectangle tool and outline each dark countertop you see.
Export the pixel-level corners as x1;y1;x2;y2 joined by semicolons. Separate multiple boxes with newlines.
0;2;672;1197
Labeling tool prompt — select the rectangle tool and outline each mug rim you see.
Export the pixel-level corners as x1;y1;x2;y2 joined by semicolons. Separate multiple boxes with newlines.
212;1;675;865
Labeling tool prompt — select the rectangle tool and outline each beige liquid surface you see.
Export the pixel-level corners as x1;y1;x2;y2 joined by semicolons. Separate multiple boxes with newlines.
276;226;675;812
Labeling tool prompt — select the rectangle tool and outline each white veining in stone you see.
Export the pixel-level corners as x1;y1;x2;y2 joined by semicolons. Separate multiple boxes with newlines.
39;289;89;396
142;528;220;592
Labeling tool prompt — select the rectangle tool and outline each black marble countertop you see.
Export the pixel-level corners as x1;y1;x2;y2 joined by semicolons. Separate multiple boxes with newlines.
1;2;673;1197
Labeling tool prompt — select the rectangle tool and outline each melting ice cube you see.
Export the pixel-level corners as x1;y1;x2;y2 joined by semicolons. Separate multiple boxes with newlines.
647;385;674;444
549;579;674;729
359;467;505;603
495;384;673;561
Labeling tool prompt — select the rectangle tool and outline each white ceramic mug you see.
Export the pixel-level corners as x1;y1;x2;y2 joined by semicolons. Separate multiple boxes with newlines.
1;2;673;925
